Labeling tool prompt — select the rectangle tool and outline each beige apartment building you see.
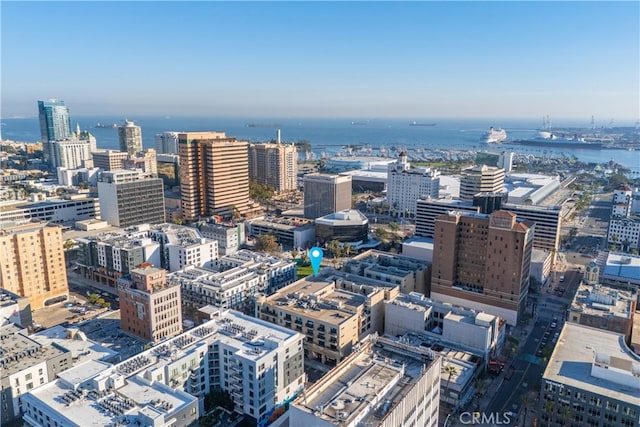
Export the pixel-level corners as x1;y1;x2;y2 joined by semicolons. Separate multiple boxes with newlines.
431;210;534;325
178;132;250;221
0;223;68;310
91;149;129;171
117;266;182;343
248;142;298;192
255;276;396;365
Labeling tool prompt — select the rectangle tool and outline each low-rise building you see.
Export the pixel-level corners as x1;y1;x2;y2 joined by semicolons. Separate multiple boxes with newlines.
0;289;32;328
567;282;637;343
401;237;434;263
285;336;441;427
601;252;640;287
384;292;505;362
315;209;369;245
255;275;395;366
530;248;553;287
539;323;640;427
344;249;430;295
214;250;297;294
247;216;315;249
0;195;100;226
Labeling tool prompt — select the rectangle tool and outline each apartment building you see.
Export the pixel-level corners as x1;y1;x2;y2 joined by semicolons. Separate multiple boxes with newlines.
387;151;440;217
0;324;115;424
248;141;298;192
118;120;143;155
170;250;297;312
144;223;218;272
22;310;304;427
539;323;639;427
118;266;183;343
178;131;250;220
0;222;68;310
431;210;534;325
255;275;395;365
197;222;244;256
286;336;441;427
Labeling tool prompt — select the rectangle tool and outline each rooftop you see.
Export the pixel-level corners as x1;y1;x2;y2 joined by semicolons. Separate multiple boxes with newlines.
249;216;315;231
0;324;66;377
32;325;117;364
569;283;636;320
543;323;640;401
603;252;640;284
293;338;432;426
316;209;368;226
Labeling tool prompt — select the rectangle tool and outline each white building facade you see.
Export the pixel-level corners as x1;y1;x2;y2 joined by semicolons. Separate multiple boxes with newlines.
387;152;440;217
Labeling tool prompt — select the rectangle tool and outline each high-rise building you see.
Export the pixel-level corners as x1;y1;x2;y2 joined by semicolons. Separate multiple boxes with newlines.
248;139;298;192
155;131;180;154
97;170;165;227
118;266;182;343
91;149;129;171
49;130;96;169
303;173;352;219
38;99;72;165
0;223;68;310
459;165;505;201
431;210;534;325
178;132;250;221
118;120;143;155
387;152;440;217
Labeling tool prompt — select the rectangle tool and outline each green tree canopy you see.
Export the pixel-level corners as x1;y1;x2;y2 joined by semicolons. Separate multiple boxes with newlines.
255;234;279;253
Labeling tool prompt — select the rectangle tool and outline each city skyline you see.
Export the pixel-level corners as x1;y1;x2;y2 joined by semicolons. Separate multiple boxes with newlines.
2;1;639;120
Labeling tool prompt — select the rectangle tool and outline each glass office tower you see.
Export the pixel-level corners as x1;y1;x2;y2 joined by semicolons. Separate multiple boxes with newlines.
38;99;72;163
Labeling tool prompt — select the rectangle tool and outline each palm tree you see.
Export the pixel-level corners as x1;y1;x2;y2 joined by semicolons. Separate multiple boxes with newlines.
544;400;555;426
343;244;355;258
520;393;532;427
442;364;458;407
559;406;572;426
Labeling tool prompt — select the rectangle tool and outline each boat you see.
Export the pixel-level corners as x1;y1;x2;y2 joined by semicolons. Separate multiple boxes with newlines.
410;121;436;126
508;131;602;149
94;123;117;128
246;123;281;128
482;127;507;143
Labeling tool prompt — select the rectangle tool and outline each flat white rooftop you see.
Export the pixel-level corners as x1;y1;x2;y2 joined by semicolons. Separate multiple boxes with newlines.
603;252;640;285
543;323;640;402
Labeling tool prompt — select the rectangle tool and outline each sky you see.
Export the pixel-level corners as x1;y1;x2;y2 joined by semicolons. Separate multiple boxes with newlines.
1;1;639;121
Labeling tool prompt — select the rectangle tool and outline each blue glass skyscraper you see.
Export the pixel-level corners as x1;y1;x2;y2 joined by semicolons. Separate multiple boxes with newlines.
38;99;72;164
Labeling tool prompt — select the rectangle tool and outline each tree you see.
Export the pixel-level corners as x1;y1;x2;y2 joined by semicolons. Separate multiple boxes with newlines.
520;393;533;427
299;252;310;266
327;240;342;258
255;234;278;253
559;405;572;426
343;244;355;258
442;365;458;407
291;248;299;260
388;221;399;232
63;239;75;250
544;400;555;425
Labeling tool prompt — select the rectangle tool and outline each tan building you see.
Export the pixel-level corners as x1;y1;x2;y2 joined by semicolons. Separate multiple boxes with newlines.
91;149;129;171
0;223;68;310
124;148;158;176
431;210;534;325
255;275;396;365
117;266;182;343
459;165;505;201
178;132;250;221
248;141;297;192
303;173;352;219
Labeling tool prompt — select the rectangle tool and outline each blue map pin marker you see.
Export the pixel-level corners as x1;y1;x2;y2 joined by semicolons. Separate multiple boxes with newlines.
309;247;323;276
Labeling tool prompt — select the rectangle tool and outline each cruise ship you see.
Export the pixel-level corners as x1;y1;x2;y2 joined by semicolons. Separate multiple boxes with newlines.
482;127;508;143
508;131;603;149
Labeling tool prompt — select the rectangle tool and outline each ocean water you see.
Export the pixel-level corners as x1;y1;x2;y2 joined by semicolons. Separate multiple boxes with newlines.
1;116;639;173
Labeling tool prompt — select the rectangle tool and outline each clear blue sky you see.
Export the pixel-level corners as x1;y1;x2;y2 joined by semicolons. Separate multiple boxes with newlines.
2;1;639;121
